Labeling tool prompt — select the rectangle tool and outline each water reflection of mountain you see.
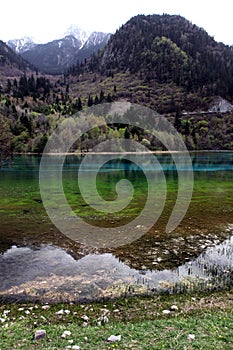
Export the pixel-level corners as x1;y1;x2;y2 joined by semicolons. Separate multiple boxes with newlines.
112;228;232;271
0;226;232;302
0;225;232;274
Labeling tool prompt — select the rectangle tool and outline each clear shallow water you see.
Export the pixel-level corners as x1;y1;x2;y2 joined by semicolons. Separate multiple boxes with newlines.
0;152;232;302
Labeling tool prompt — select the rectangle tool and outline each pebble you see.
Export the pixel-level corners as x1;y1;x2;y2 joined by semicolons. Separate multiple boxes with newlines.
56;309;64;315
81;315;89;322
107;334;121;342
34;329;46;341
100;308;110;315
188;334;195;341
41;305;50;310
171;305;179;311
162;310;171;314
61;330;71;338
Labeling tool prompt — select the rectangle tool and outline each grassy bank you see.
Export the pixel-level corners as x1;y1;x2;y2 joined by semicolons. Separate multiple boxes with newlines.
0;290;232;349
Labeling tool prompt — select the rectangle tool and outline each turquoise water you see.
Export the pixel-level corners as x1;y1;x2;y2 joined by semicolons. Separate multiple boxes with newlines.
0;152;232;301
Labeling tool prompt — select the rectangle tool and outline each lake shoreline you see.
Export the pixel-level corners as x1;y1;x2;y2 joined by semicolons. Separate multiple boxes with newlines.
13;149;233;156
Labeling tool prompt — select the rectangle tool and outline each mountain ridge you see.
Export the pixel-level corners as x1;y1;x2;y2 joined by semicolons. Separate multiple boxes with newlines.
0;14;232;156
0;40;35;82
82;14;233;100
7;27;111;74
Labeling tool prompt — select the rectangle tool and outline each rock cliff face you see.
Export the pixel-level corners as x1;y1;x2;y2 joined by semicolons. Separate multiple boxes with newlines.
209;97;233;113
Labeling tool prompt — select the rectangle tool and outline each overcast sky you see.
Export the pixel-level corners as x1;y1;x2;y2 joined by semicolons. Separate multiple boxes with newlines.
1;0;232;45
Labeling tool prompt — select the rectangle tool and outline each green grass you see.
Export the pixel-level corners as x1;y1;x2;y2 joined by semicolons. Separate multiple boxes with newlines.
0;290;232;349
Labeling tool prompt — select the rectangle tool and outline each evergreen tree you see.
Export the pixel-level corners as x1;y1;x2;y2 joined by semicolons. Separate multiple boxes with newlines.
99;90;105;102
87;95;93;107
77;97;82;111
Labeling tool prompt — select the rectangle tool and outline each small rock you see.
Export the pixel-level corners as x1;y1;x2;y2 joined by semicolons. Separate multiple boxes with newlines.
188;334;195;341
61;330;71;338
3;310;10;315
72;346;80;350
34;329;46;341
56;309;64;315
113;309;120;313
162;310;171;315
103;315;109;323
64;310;70;315
42;305;50;310
100;308;110;315
81;315;89;322
107;334;121;342
171;305;178;311
97;315;109;325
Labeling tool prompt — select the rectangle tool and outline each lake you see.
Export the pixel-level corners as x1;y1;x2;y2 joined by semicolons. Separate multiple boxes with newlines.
0;152;232;302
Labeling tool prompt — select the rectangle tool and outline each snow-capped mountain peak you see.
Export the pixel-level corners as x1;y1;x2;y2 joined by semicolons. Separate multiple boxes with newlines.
64;25;91;48
7;36;37;53
7;26;112;74
84;31;111;48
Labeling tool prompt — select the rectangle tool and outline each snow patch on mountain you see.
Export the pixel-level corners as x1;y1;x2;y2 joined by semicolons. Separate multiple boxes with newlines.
64;25;91;48
84;32;111;48
7;36;37;53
